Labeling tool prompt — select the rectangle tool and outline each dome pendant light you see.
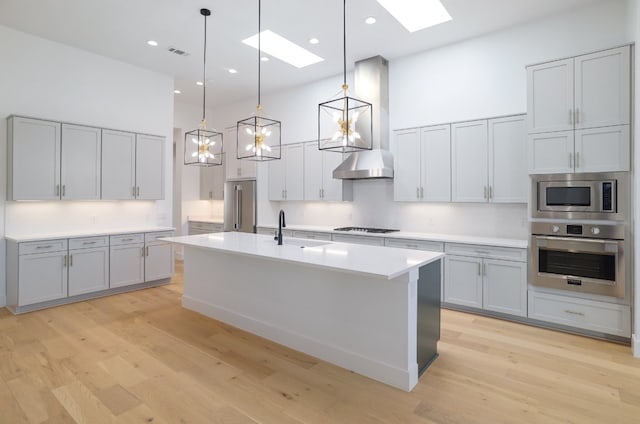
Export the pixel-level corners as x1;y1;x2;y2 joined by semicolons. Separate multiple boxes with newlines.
318;0;372;153
237;0;281;161
185;8;223;166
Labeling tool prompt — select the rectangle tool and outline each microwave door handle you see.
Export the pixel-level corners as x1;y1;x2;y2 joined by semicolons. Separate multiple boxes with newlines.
535;236;620;252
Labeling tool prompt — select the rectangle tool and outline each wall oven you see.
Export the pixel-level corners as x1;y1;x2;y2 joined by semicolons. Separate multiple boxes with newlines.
530;222;625;298
531;172;626;221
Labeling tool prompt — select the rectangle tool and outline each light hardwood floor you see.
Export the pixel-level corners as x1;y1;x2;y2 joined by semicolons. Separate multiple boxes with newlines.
1;260;639;423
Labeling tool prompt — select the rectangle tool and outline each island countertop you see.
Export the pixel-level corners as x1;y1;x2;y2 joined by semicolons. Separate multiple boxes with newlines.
161;232;444;280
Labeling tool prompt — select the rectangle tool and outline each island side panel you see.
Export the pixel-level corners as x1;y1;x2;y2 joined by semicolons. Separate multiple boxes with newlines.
182;245;419;391
417;259;442;376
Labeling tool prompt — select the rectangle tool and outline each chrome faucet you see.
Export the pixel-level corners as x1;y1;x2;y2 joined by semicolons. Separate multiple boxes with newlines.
276;209;286;245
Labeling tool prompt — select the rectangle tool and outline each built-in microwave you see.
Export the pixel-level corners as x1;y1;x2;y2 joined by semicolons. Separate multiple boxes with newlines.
532;172;626;221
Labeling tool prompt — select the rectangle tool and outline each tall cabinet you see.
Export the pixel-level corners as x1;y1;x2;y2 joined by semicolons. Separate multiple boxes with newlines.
527;45;631;174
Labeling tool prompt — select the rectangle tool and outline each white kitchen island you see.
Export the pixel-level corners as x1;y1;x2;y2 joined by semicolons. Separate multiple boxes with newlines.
161;232;444;391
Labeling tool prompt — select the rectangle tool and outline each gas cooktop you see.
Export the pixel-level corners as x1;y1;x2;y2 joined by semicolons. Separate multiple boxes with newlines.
333;227;400;234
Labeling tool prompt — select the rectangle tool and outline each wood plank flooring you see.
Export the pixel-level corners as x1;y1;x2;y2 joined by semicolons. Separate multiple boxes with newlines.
1;260;639;423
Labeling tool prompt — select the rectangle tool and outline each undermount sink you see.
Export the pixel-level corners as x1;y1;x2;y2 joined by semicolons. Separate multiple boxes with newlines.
265;238;331;248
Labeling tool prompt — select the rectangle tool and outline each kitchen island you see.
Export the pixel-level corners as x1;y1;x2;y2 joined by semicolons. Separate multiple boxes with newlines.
161;232;444;391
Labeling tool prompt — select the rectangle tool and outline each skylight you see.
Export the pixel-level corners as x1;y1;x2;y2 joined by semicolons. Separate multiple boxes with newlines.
242;30;324;69
377;0;452;32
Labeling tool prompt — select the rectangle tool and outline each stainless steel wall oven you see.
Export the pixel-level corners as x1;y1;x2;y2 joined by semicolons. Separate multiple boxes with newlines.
530;222;625;297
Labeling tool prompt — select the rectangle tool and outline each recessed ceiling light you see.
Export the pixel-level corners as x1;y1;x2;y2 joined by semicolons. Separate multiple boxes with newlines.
228;69;238;74
261;56;269;62
365;17;377;25
173;89;181;94
196;81;203;86
309;38;319;45
147;40;158;47
243;30;324;69
376;0;452;32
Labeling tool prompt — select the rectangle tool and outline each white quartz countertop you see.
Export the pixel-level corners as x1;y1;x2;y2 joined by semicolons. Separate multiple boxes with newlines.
260;224;528;249
6;226;175;242
161;232;444;280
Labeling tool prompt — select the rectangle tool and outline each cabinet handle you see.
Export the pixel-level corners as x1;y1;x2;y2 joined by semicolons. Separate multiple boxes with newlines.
62;185;66;197
569;109;573;125
36;245;54;249
69;254;73;267
285;189;287;199
564;309;585;316
417;187;420;199
63;255;67;267
322;188;325;198
475;250;491;255
146;246;149;256
406;244;418;249
576;152;580;169
83;241;97;245
308;235;316;239
483;186;488;199
136;186;140;197
141;247;145;257
483;262;486;276
569;153;573;169
319;188;322;198
575;108;580;124
477;263;481;276
420;187;424;199
56;184;60;196
122;238;134;242
489;186;492;200
209;191;213;199
132;186;135;196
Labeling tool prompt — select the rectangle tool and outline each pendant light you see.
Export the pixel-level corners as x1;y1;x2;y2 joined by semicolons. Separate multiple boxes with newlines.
185;8;223;166
237;0;281;161
318;0;372;153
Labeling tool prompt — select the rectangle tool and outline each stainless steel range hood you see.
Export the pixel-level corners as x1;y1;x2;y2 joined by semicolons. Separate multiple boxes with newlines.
333;56;393;180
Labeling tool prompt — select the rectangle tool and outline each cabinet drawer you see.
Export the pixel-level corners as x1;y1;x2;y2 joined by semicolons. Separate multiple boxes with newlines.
528;291;630;337
69;236;108;250
19;239;67;255
445;243;526;262
110;233;144;246
332;234;385;246
291;231;332;241
145;231;174;244
188;222;223;234
385;238;444;252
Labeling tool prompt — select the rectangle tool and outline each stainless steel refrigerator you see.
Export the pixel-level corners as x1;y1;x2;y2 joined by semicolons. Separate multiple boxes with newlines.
223;180;257;233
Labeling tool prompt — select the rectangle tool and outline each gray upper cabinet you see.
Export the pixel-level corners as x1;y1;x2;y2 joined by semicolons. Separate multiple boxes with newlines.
200;157;225;200
8;116;61;201
135;134;165;200
61;124;101;200
102;129;137;200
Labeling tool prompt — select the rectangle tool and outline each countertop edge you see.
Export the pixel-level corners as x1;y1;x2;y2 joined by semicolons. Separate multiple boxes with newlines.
6;227;176;243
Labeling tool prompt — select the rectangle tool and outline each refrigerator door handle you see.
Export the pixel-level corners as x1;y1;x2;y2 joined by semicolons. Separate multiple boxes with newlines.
235;186;242;230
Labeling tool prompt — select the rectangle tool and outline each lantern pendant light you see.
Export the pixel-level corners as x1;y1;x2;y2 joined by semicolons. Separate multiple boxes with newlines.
185;8;223;166
318;0;372;153
237;0;281;161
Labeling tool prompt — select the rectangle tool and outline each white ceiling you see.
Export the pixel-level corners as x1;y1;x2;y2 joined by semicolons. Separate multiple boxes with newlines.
0;0;602;107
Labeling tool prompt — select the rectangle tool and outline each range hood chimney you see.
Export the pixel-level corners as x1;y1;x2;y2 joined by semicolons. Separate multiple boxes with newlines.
333;56;393;179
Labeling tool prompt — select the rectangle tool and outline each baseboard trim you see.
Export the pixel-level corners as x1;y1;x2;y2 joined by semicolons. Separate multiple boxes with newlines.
182;295;416;391
633;335;640;357
0;294;6;308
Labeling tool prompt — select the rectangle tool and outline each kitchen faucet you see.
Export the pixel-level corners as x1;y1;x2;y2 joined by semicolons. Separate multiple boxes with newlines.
276;209;286;245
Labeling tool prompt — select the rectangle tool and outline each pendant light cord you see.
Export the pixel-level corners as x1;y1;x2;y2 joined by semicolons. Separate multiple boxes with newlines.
258;0;262;108
202;11;207;125
343;0;346;88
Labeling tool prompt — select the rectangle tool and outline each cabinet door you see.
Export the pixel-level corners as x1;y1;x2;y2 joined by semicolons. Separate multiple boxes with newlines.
9;117;61;200
574;46;630;130
421;124;451;202
528;131;574;174
102;129;136;200
284;144;304;201
268;152;286;201
61;124;101;200
574;125;630;173
304;142;323;201
483;259;527;317
68;247;109;296
18;252;68;306
145;243;174;281
200;161;225;200
322;150;349;201
110;244;145;288
527;58;574;133
225;128;241;179
393;129;421;202
444;255;483;308
488;116;527;203
451;120;488;202
136;134;165;200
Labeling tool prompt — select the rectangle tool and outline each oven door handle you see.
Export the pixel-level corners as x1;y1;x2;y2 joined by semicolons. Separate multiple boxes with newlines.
534;236;620;253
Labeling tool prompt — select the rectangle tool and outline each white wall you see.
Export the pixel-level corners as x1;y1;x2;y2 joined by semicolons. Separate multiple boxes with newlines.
630;0;640;357
0;25;175;306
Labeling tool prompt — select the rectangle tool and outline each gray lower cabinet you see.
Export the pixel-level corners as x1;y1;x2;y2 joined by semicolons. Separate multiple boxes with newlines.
444;243;527;317
14;241;68;306
144;232;175;281
68;236;109;296
332;234;385;246
188;221;224;235
109;233;145;288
